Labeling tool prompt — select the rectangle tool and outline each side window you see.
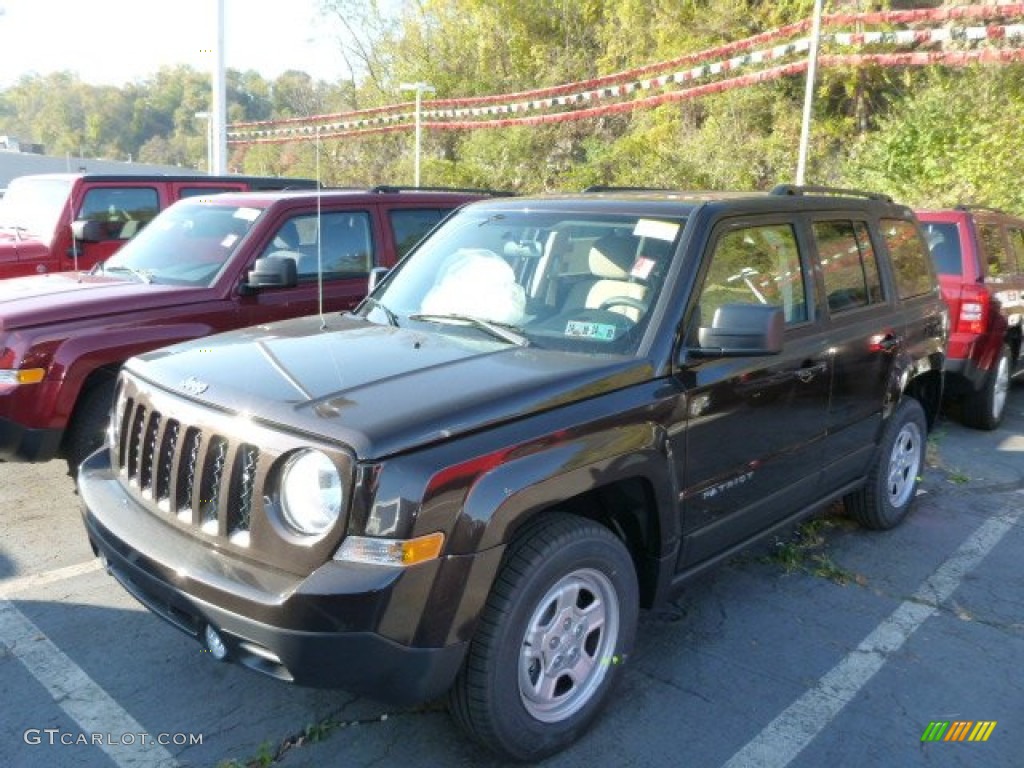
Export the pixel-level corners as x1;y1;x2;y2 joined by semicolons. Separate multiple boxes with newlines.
77;187;159;240
815;220;883;314
261;211;373;279
389;208;445;259
978;223;1009;278
1008;227;1024;272
697;223;807;329
178;187;240;199
882;218;935;299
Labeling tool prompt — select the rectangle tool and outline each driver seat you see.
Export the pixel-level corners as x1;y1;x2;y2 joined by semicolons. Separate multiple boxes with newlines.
567;233;646;321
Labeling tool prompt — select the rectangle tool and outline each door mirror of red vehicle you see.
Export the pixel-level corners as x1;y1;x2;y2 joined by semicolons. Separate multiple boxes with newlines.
72;219;107;243
367;266;390;293
245;256;298;290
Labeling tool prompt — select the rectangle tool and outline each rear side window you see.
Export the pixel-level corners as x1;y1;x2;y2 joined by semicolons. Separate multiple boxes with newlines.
882;218;935;299
1008;228;1024;272
77;187;159;240
815;220;883;314
919;222;962;275
178;187;241;199
978;223;1010;278
389;208;446;259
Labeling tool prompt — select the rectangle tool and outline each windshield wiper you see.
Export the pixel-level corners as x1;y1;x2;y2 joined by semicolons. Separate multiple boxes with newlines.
104;265;153;284
361;297;400;327
408;312;529;347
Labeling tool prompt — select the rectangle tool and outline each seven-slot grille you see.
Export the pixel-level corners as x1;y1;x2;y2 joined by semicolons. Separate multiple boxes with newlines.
114;392;259;547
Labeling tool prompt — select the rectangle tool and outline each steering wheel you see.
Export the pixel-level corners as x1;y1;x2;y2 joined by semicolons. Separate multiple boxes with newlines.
598;296;647;314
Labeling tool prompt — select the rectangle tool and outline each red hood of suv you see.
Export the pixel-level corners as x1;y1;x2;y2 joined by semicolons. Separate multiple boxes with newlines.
0;272;206;330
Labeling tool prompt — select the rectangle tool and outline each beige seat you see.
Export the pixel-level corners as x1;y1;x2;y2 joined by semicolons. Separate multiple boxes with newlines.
567;234;646;320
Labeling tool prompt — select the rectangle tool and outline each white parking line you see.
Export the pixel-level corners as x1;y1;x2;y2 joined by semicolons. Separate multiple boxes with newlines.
1;562;178;767
723;500;1023;768
0;559;103;598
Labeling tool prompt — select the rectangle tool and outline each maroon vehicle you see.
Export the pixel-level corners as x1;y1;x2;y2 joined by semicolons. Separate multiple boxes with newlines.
0;173;318;279
916;206;1024;429
0;186;493;470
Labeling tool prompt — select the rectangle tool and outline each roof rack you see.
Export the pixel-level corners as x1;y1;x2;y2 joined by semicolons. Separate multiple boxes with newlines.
582;185;679;193
770;184;893;203
369;185;512;196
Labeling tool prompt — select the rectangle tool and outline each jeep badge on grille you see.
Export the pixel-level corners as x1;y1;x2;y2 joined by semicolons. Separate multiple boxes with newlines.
180;377;209;396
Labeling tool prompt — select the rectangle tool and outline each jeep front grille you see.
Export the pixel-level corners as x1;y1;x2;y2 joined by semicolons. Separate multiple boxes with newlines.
114;396;259;546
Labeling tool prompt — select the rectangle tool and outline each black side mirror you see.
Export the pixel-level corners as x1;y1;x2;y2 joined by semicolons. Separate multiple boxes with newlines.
72;219;107;243
245;256;298;290
691;304;784;357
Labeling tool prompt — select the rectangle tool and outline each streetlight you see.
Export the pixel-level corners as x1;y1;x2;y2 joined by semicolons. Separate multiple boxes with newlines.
796;0;824;186
195;112;213;173
400;81;435;187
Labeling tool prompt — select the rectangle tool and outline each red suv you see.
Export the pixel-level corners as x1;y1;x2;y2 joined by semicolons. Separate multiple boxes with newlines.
917;206;1024;429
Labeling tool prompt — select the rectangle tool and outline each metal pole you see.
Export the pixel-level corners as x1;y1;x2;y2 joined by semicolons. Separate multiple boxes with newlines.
796;0;824;186
211;0;227;174
400;82;435;187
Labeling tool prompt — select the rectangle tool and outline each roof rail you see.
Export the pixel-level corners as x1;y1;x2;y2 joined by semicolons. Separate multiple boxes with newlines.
954;203;1010;216
771;184;893;203
582;185;678;193
369;185;512;196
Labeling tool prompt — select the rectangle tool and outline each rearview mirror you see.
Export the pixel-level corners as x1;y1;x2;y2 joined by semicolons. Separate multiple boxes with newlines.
691;304;784;357
245;256;297;290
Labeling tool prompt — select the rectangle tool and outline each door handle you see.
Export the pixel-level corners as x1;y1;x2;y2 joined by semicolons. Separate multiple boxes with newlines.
795;361;827;383
872;334;902;353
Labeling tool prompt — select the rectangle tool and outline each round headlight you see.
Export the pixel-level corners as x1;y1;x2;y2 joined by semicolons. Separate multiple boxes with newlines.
280;450;343;536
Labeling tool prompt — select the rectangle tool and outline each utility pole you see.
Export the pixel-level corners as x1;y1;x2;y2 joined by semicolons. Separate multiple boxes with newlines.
211;0;227;174
796;0;824;186
400;82;436;187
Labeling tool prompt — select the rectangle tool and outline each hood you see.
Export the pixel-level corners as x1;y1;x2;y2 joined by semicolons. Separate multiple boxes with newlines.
129;314;653;460
0;272;203;330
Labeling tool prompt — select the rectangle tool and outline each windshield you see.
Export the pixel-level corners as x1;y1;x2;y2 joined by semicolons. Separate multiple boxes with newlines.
365;207;685;355
0;177;73;239
102;200;265;286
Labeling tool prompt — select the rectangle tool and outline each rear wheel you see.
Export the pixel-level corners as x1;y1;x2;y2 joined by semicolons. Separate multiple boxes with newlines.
962;344;1011;430
845;398;926;530
448;513;638;761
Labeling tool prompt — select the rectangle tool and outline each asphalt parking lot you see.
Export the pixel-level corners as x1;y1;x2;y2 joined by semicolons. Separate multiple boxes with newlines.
1;385;1022;768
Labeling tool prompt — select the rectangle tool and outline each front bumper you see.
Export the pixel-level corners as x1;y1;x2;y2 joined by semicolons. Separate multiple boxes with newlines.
0;414;63;462
78;449;467;705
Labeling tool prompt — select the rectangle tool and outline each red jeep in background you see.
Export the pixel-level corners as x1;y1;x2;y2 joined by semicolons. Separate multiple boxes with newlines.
917;206;1024;429
0;173;318;279
0;186;494;470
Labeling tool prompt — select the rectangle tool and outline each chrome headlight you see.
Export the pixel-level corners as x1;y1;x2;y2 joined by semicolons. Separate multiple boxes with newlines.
280;450;344;536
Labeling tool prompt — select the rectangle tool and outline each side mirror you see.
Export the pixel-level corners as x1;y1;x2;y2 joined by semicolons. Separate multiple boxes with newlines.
367;266;390;293
691;304;784;357
245;256;297;290
72;219;107;243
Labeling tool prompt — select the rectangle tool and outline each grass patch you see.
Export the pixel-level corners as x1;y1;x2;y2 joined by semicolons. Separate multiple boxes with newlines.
763;515;865;586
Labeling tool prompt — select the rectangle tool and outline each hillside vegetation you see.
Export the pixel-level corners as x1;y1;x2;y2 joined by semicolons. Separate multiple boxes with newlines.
2;0;1021;210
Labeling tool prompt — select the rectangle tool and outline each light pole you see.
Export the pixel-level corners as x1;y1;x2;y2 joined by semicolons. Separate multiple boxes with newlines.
400;81;435;187
796;0;824;186
195;112;213;173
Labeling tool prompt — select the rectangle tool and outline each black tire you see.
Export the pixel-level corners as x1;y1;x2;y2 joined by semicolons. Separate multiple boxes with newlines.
845;398;927;530
962;344;1011;431
64;375;116;476
448;513;638;761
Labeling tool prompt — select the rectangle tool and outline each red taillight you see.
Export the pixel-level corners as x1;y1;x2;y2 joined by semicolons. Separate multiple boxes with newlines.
956;285;990;335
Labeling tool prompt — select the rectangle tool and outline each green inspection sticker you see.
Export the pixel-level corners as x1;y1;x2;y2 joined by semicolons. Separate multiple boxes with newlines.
565;320;617;340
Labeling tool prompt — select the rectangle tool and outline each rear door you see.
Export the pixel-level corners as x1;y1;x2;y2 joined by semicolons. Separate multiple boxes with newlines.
674;216;832;568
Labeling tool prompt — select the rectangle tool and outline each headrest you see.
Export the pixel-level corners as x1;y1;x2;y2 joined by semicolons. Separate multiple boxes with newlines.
589;234;637;279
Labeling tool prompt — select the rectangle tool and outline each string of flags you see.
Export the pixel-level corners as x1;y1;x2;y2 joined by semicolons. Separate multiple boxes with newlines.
228;4;1024;146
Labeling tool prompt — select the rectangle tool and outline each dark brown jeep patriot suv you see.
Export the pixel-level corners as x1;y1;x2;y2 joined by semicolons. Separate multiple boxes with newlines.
80;186;946;760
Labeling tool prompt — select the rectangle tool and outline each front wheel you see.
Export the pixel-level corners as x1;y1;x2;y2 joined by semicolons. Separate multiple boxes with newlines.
962;344;1011;430
448;513;638;761
845;398;926;530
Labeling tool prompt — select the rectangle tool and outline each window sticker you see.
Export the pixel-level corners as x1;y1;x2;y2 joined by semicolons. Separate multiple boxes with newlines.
634;219;679;241
233;207;261;221
221;234;238;248
565;320;617;341
631;256;656;280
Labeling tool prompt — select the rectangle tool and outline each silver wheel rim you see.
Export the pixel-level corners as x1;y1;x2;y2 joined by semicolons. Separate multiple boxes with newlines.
991;354;1010;421
887;420;923;509
518;567;619;723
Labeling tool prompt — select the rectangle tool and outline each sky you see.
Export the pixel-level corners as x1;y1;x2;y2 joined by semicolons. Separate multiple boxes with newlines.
0;0;351;88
